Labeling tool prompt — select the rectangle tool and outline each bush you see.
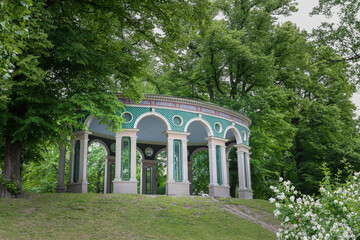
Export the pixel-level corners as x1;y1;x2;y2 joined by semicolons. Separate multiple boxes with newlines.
269;167;360;239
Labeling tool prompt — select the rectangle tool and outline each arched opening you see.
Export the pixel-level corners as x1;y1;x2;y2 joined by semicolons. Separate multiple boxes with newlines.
191;149;209;195
137;115;168;195
225;129;239;198
223;126;241;144
186;120;211;195
87;141;107;193
154;149;167;195
228;148;238;198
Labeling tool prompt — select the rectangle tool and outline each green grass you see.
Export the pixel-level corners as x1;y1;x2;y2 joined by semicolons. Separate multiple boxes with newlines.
219;198;276;214
218;198;281;226
0;193;277;239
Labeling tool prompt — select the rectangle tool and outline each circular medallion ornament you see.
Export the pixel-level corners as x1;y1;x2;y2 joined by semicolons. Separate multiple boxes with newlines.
145;147;153;157
172;115;183;127
214;122;222;133
122;112;133;123
110;143;116;153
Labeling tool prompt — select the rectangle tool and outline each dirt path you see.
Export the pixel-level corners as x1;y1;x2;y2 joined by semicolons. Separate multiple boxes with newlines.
211;198;280;234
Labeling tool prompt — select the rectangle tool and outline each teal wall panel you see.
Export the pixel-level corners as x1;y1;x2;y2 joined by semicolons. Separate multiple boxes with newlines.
121;106;250;146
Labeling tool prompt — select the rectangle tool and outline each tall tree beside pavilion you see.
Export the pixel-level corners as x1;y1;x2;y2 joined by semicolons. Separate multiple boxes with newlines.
0;0;209;196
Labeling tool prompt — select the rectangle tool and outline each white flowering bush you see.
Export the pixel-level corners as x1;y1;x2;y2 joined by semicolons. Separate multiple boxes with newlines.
269;169;360;239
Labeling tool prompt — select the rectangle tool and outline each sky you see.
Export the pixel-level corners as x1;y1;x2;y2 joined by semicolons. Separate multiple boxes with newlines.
277;0;360;116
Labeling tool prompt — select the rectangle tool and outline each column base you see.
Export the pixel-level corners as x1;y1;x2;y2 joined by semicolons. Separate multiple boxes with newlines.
209;184;230;198
166;181;190;196
113;179;138;194
55;186;66;193
238;188;253;199
66;182;88;193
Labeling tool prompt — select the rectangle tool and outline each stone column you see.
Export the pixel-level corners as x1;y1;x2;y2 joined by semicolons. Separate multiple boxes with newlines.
235;144;253;199
246;152;252;190
68;131;90;193
220;145;229;186
164;131;190;196
206;137;230;198
114;133;122;183
207;140;217;187
130;135;138;182
181;138;189;183
113;129;139;194
66;131;91;193
236;148;246;191
68;139;75;184
55;139;66;193
166;136;174;183
103;156;108;194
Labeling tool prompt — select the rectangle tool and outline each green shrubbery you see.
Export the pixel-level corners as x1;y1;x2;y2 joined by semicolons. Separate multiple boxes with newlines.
270;166;360;239
0;177;21;196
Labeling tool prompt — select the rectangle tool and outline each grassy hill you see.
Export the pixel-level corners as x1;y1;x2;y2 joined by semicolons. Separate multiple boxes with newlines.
0;193;279;239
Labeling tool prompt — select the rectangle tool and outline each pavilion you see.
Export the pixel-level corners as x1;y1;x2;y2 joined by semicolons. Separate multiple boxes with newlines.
57;94;253;198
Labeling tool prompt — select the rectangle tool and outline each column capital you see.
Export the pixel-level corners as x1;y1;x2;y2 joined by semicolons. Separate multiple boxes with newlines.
205;136;228;146
116;128;140;137
235;143;251;153
162;130;191;140
73;130;92;140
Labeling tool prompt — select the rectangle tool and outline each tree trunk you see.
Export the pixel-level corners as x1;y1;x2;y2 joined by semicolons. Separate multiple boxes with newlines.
1;136;22;198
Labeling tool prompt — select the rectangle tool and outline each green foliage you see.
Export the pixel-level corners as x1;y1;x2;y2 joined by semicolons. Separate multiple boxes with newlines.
146;0;360;198
0;177;21;196
22;143;68;193
87;143;106;193
192;150;210;195
1;0;210;188
0;0;32;98
156;151;167;195
270;165;360;239
312;0;360;82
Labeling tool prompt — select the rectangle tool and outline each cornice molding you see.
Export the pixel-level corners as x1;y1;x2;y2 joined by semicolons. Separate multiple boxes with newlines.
116;93;252;127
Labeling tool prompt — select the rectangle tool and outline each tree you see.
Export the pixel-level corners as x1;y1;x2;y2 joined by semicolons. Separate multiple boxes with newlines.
0;0;209;196
0;0;32;101
146;0;360;198
312;0;360;82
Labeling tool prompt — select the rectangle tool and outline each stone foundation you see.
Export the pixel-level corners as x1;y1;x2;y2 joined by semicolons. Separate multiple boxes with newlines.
238;188;253;199
209;184;230;198
67;182;88;193
166;181;190;196
113;180;138;194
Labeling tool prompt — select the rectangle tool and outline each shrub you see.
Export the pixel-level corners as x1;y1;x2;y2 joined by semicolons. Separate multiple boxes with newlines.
269;168;360;239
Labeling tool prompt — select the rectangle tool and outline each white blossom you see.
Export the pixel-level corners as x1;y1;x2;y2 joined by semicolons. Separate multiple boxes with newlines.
269;172;360;240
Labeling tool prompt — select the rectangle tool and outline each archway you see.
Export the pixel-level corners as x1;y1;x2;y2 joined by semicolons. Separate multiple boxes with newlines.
224;129;239;198
186;120;212;195
154;149;167;195
137;115;168;195
87;141;108;193
190;149;209;195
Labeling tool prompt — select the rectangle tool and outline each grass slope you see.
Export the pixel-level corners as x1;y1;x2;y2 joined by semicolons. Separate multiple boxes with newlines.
0;193;277;240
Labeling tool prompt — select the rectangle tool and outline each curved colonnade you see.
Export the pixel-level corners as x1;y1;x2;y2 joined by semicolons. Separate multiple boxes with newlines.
63;94;253;198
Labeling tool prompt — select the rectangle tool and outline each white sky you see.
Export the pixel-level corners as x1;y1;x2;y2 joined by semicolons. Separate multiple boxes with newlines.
277;0;360;117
